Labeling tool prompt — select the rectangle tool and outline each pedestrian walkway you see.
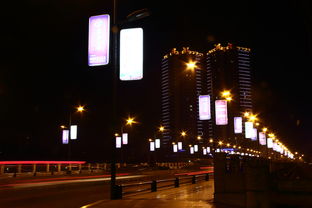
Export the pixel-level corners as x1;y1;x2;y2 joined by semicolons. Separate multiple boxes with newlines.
81;180;216;208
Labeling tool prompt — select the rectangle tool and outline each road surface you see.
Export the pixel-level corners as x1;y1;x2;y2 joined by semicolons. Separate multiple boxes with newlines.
0;174;143;208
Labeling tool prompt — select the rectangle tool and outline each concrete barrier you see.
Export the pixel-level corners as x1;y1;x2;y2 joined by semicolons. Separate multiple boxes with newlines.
213;153;312;208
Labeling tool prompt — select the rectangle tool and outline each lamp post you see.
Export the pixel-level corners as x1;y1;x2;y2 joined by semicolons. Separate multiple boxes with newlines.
119;116;136;163
110;1;150;199
61;105;85;160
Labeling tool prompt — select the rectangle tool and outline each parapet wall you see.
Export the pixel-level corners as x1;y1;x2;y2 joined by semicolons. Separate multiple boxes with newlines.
213;153;312;208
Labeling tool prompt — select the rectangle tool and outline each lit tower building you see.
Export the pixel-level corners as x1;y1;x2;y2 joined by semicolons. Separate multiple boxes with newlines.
206;43;252;141
160;47;206;153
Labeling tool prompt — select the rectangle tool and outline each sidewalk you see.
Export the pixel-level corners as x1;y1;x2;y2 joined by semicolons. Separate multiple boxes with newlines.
81;180;215;208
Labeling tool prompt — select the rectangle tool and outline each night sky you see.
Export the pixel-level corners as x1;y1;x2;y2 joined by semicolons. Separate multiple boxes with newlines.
1;0;311;161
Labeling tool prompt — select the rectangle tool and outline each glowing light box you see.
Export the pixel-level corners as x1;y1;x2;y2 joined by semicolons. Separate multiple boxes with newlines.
259;132;266;146
116;136;122;148
122;133;128;145
178;142;183;150
234;117;243;134
190;146;194;154
62;130;69;144
199;95;211;120
245;122;253;139
207;147;211;153
273;141;278;151
194;144;198;152
215;100;228;125
120;28;143;81
150;141;155;151
267;138;273;148
70;125;77;140
173;144;178;152
251;128;258;141
88;14;110;66
155;139;160;148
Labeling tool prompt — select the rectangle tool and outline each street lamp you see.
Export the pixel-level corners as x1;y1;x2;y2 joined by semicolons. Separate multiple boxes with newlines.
120;116;137;144
185;60;197;71
61;105;85;160
221;90;232;102
76;105;85;113
125;116;136;126
159;126;165;132
110;0;150;200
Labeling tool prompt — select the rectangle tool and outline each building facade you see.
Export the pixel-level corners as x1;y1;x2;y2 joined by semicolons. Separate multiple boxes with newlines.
161;47;206;149
206;43;252;142
160;44;252;154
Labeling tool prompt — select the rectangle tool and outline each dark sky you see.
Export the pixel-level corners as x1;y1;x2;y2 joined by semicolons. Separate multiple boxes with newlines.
0;0;311;161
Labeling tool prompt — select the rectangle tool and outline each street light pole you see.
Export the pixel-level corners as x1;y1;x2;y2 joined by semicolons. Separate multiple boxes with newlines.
67;105;85;161
110;0;118;200
68;111;72;160
110;0;150;199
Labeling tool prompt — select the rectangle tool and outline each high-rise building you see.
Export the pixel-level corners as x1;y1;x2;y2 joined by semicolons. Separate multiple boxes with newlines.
207;43;252;113
206;43;252;140
160;43;252;153
160;47;206;150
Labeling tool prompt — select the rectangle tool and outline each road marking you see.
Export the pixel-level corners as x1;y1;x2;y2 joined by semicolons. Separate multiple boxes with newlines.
80;200;106;208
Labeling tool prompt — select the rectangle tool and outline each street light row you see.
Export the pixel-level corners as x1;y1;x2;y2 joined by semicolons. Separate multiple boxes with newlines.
60;100;303;161
155;89;302;160
223;90;301;160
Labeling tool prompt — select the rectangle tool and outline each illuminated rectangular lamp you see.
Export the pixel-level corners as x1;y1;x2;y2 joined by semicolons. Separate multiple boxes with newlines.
150;142;155;151
116;137;122;148
173;144;178;152
234;117;243;133
70;125;77;140
215;100;228;125
207;147;211;153
190;146;194;154
122;133;128;145
259;132;266;145
120;28;143;81
88;14;110;66
245;122;253;139
199;95;211;120
251;128;257;141
155;139;160;148
203;148;207;155
273;142;278;151
194;144;198;152
267;138;273;148
62;130;69;144
178;142;183;150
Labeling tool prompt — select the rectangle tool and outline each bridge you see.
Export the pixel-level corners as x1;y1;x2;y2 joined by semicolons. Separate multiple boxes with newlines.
0;158;311;208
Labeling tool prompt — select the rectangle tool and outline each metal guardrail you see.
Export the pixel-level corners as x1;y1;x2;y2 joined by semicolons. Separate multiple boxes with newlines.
115;173;210;199
0;162;193;176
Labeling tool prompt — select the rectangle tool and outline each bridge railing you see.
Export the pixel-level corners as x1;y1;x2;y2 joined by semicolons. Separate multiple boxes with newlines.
0;161;88;176
0;161;192;176
117;173;210;198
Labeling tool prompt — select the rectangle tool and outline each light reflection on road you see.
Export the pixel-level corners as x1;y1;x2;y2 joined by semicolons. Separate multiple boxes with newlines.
0;175;145;190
